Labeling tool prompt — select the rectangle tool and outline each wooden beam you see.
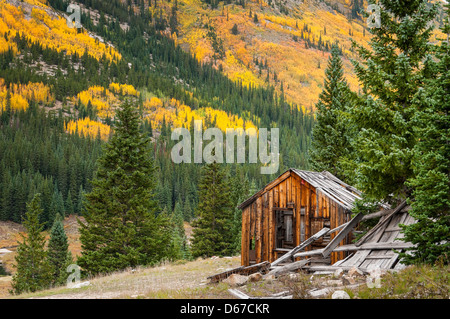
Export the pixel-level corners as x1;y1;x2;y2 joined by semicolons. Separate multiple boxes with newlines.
355;201;407;246
207;261;270;283
268;259;311;276
361;208;394;221
271;227;330;267
294;241;415;258
228;289;250;299
321;213;363;258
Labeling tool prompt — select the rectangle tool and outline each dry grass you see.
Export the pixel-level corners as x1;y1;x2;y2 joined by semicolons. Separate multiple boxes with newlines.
347;265;450;299
3;256;240;299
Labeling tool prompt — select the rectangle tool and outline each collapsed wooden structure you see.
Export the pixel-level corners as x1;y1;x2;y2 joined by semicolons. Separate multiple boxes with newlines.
238;169;364;267
294;200;416;272
207;195;415;285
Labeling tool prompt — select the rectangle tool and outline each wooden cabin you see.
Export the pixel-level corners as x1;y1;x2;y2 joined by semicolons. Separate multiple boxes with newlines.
238;169;362;266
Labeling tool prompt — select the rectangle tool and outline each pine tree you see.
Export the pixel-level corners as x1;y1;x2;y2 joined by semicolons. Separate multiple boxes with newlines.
191;162;233;258
10;194;52;294
77;100;170;275
65;190;74;216
167;201;189;260
309;43;353;180
349;0;438;202
400;4;450;265
47;213;72;286
47;188;65;228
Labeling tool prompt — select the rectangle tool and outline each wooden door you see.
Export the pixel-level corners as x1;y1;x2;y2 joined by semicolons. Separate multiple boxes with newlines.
274;208;295;249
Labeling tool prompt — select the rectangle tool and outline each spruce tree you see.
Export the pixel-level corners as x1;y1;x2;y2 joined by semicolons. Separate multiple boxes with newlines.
77;100;170;275
10;193;52;294
47;213;72;286
400;4;450;265
309;43;353;180
349;0;438;201
191;162;233;258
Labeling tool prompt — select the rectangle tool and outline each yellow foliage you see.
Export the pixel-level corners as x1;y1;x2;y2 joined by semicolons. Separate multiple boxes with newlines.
0;78;54;112
76;86;117;120
109;83;139;96
143;97;163;111
0;1;121;61
66;117;111;141
143;95;257;134
9;81;54;104
75;83;138;119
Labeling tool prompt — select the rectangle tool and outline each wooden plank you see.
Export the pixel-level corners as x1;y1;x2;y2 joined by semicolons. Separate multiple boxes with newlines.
305;184;311;240
361;208;394;221
268;259;311;276
208;266;245;282
208;262;270;282
339;250;371;268
322;213;363;258
255;196;262;263
241;208;249;266
279;181;285;208
268;190;274;262
262;192;269;262
355;201;407;246
338;242;415;251
228;289;251;299
295;179;301;247
332;253;354;266
286;175;291;205
365;255;396;260
302;265;371;274
228;289;293;299
294;242;415;258
271;227;330;267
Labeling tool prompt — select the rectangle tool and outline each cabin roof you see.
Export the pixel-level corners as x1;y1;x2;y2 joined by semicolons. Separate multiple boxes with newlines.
238;168;363;211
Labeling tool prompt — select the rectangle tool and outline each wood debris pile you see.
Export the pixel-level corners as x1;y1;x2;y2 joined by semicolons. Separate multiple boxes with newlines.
207;201;415;298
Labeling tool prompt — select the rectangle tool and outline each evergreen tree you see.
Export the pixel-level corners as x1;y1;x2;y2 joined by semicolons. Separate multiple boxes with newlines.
47;188;65;228
349;0;438;202
167;201;190;260
47;213;72;286
231;196;243;254
77;100;170;275
10;194;52;294
309;43;353;180
400;4;450;265
65;190;74;216
231;23;239;35
191;162;233;258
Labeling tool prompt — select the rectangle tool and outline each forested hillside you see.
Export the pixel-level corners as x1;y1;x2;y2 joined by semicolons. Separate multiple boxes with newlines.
0;0;315;231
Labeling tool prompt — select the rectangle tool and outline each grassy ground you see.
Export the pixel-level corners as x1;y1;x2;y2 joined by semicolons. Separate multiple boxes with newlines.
1;217;448;299
346;264;450;299
2;258;448;299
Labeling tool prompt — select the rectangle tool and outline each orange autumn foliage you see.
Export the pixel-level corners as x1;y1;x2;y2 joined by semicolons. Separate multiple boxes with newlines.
75;83;138;119
0;1;121;61
144;96;257;133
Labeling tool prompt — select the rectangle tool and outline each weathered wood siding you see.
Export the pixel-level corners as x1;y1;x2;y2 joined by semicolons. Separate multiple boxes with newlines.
241;171;353;266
